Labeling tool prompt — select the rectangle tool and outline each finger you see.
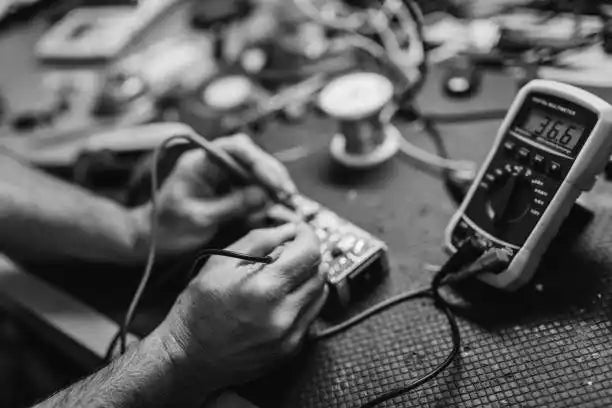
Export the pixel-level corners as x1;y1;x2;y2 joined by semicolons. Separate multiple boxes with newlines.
172;149;210;181
226;223;298;257
215;134;298;194
286;282;328;342
264;223;321;289
170;149;226;193
188;186;268;223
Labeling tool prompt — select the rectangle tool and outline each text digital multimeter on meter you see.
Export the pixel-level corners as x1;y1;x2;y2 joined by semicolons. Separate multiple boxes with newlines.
446;80;612;290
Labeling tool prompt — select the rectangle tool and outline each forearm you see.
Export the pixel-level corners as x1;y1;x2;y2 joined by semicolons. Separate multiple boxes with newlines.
34;330;215;408
0;150;148;264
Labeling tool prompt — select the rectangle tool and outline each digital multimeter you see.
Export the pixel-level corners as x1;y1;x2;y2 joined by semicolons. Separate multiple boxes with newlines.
445;80;612;290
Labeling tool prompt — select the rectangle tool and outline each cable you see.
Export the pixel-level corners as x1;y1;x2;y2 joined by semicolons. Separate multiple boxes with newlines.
414;106;474;206
293;0;371;32
397;0;427;100
397;133;476;175
297;0;464;179
117;135;179;355
359;299;460;408
293;0;427;95
361;244;507;407
107;134;274;359
311;238;510;407
311;239;488;340
312;287;431;340
187;249;273;277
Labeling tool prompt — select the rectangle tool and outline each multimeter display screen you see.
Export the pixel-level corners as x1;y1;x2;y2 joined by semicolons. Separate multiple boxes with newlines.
522;108;585;152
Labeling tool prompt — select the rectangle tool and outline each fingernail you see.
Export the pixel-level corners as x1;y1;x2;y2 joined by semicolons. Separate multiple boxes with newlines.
244;187;267;208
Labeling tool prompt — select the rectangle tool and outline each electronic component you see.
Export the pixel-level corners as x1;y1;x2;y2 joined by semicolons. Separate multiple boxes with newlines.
273;194;389;314
35;0;184;63
446;80;612;290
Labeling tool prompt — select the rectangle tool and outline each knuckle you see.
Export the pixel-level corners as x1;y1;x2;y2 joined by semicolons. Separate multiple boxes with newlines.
159;193;188;221
248;275;282;299
302;244;322;267
183;206;213;229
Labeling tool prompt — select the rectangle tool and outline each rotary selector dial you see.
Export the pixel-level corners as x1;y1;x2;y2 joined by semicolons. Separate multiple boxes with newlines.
485;167;533;225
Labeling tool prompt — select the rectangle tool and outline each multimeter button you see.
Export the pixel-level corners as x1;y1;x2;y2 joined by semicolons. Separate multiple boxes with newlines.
549;161;562;177
503;141;516;154
533;154;545;171
517;147;530;163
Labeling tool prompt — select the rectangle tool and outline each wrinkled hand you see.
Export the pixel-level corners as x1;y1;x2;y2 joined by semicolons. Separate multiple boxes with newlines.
153;223;327;390
132;133;297;257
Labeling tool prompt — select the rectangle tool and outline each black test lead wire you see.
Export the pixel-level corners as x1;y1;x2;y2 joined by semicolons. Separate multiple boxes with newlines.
110;134;274;357
311;239;509;408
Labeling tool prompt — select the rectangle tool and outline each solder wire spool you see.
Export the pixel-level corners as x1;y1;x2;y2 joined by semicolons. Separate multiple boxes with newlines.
318;71;400;168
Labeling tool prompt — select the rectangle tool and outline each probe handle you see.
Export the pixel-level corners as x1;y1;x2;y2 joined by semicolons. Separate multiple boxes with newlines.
189;134;297;211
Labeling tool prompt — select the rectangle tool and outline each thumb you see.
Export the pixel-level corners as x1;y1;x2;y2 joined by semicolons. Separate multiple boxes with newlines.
203;186;268;222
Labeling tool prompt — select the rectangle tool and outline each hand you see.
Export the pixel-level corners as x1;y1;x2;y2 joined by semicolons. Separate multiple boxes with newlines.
151;223;327;392
132;133;297;257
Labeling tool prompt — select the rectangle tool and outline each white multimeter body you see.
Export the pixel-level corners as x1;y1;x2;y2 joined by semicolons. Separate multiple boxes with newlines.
445;80;612;290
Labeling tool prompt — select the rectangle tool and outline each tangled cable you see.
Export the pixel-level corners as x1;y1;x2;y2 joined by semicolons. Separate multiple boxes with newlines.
312;237;498;407
105;134;273;360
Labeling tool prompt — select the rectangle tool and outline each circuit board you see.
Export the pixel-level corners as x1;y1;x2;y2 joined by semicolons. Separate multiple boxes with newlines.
289;195;389;313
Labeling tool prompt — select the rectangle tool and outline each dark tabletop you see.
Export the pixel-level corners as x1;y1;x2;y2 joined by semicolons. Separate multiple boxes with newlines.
1;9;612;408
